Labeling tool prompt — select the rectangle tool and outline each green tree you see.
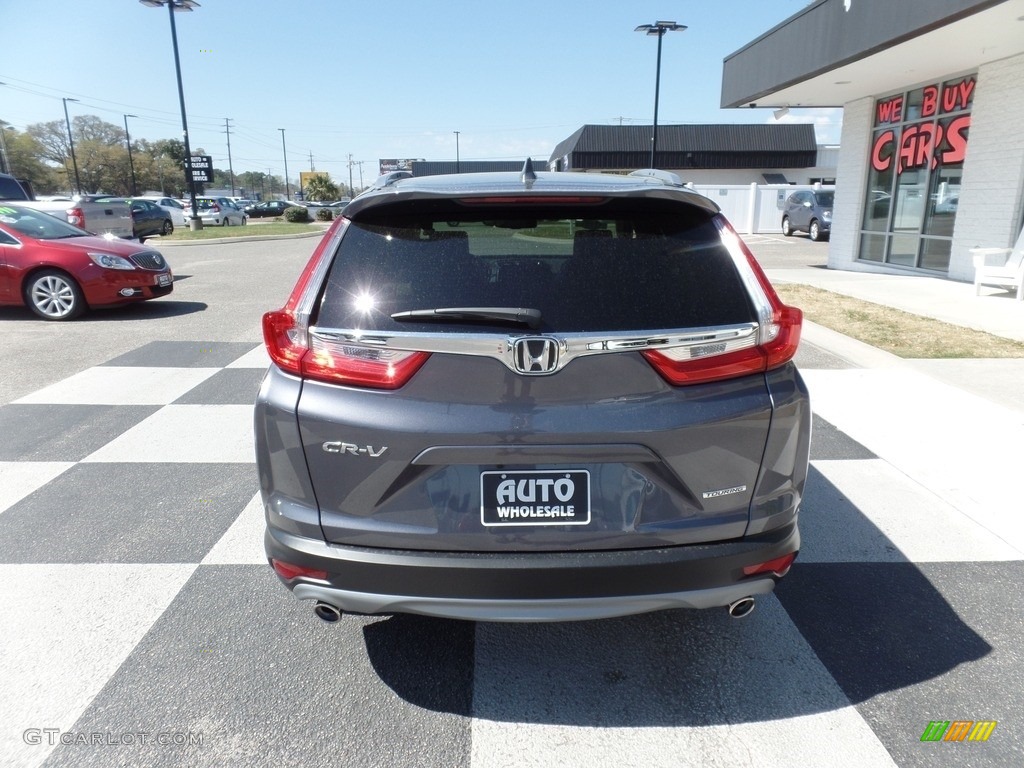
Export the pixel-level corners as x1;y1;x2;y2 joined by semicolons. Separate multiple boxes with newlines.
304;173;340;202
0;123;62;194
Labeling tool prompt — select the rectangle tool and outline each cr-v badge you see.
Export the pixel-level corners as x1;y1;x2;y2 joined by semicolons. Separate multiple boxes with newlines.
322;442;388;458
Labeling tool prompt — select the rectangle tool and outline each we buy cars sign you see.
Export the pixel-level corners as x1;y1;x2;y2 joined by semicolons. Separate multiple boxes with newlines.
187;155;213;183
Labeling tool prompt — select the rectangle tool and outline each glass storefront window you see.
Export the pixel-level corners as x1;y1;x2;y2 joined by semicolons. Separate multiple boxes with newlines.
858;75;974;273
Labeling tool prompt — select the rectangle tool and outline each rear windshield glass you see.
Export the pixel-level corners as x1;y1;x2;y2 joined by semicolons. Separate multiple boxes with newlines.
315;198;755;333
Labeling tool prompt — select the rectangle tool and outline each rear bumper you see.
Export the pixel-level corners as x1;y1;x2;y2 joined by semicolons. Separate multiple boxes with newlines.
265;520;799;622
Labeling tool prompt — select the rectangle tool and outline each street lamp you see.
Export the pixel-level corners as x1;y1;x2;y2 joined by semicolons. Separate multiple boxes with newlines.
453;131;460;173
279;128;290;200
634;21;686;169
140;0;202;229
62;97;82;193
124;114;139;195
0;120;11;175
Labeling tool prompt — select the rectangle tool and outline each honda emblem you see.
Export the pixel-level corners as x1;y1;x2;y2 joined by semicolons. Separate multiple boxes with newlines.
512;337;559;375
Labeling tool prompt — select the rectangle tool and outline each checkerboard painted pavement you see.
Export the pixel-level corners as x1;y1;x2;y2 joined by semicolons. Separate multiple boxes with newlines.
1;339;1021;767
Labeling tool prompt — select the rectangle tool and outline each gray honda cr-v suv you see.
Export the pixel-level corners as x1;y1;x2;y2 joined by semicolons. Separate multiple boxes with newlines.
255;163;810;623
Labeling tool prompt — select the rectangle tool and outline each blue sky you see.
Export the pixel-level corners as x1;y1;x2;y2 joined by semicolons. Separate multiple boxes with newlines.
1;0;839;185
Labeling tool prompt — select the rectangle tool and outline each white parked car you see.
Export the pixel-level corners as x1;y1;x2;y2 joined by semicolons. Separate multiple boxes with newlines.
192;196;247;226
135;195;187;227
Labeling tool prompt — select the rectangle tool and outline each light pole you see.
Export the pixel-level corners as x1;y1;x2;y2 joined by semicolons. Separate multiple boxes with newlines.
124;114;139;195
453;131;460;173
140;0;202;229
62;97;82;193
0;120;11;175
279;128;290;200
634;21;686;169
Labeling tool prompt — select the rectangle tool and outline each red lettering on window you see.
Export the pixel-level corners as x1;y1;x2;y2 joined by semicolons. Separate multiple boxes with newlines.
921;85;938;118
876;97;903;125
940;115;971;165
898;124;938;173
871;130;895;172
941;77;976;113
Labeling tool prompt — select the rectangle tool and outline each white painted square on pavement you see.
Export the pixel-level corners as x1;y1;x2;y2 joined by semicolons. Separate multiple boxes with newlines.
0;564;195;768
226;345;271;369
82;404;256;463
14;367;220;406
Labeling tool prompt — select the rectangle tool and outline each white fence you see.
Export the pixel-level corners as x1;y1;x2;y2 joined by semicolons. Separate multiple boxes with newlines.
687;183;835;234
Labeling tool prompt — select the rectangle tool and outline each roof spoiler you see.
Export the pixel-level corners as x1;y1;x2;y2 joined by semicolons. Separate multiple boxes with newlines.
628;169;685;187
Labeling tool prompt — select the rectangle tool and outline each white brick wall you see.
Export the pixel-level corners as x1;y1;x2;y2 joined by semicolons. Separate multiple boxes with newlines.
951;53;1024;281
829;53;1024;281
828;97;873;271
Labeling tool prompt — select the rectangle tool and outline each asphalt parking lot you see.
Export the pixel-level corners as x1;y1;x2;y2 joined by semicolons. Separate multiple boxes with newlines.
1;232;1020;767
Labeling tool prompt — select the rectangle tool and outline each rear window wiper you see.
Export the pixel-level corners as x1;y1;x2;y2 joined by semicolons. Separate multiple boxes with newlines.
391;307;542;329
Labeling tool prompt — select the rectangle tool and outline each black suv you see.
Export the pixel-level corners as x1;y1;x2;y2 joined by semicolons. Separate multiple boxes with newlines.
255;164;810;623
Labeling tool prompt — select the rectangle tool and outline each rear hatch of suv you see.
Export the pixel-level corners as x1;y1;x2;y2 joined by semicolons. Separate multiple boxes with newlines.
265;186;804;553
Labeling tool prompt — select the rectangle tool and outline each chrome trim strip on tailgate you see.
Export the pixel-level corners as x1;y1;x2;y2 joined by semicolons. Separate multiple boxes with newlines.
309;323;758;375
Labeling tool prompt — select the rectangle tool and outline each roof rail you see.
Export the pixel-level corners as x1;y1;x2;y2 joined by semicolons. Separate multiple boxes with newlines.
628;169;684;187
371;170;413;189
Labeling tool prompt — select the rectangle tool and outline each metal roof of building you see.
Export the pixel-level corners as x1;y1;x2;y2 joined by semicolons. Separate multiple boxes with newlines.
549;123;818;170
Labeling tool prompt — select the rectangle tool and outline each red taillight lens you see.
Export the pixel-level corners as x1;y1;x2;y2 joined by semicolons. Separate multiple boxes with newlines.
262;311;430;390
210;204;220;212
643;220;802;386
271;559;327;581
743;552;797;578
66;207;85;228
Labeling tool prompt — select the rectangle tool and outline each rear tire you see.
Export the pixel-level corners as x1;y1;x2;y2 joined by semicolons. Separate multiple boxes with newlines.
781;216;793;237
25;269;86;321
161;220;173;236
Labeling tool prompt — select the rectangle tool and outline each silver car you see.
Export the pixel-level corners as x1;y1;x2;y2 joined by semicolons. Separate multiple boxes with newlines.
255;164;810;624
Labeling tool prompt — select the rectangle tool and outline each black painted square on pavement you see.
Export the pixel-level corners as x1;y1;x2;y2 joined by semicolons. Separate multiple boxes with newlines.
173;368;267;405
0;463;258;563
100;341;259;369
43;565;475;768
0;404;161;462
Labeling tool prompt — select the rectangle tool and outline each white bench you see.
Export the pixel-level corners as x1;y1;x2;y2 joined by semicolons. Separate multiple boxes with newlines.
971;227;1024;300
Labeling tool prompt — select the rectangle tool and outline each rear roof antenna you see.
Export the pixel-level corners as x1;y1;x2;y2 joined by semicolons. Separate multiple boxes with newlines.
521;157;537;187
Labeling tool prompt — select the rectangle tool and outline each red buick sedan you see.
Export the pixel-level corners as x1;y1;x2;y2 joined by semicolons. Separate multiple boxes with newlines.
0;203;173;320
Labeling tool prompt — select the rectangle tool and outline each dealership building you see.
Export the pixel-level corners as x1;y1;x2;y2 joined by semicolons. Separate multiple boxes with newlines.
721;0;1024;281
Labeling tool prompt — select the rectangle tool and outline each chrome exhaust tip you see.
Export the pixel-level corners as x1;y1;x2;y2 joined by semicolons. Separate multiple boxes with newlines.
313;601;342;623
727;597;756;619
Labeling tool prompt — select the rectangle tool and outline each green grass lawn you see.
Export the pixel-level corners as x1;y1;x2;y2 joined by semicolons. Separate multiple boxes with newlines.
163;221;329;241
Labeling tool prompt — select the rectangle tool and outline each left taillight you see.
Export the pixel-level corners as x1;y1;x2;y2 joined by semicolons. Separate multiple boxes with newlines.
262;311;429;390
261;223;430;390
66;207;85;228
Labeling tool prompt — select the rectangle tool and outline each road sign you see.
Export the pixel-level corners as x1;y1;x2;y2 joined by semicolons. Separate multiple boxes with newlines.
187;155;213;183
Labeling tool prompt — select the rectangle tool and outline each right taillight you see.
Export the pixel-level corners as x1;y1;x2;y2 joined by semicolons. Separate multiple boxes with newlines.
642;217;802;386
66;207;85;229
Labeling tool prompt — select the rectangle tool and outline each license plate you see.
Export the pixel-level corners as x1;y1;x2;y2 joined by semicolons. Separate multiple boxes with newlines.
480;470;590;527
156;273;172;287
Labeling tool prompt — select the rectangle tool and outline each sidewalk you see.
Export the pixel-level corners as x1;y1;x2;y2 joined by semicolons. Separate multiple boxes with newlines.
748;237;1024;414
753;244;1024;554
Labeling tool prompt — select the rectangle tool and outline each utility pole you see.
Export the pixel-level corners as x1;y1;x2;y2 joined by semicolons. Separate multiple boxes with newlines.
279;128;290;199
224;118;235;196
124;114;139;195
309;151;314;171
348;154;354;198
0;121;11;175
